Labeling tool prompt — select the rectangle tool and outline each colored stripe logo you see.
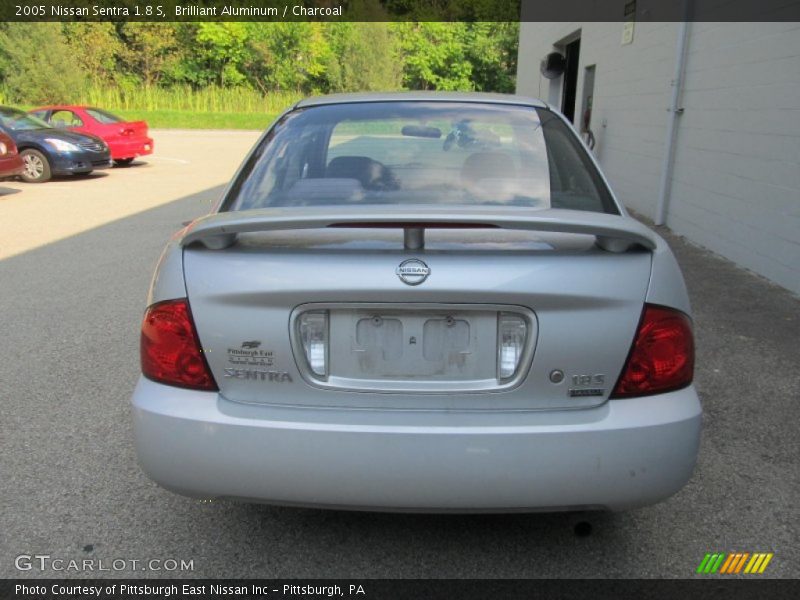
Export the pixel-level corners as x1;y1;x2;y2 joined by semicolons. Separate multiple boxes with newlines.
697;552;773;574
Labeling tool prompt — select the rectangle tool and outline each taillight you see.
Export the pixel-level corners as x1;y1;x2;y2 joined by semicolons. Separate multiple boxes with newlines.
611;304;694;398
0;135;17;155
140;299;218;391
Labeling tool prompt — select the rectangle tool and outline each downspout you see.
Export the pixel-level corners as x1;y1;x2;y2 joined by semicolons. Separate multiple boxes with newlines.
654;15;691;226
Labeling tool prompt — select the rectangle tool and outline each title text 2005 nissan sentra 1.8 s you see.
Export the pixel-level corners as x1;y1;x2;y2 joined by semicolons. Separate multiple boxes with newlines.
132;93;701;512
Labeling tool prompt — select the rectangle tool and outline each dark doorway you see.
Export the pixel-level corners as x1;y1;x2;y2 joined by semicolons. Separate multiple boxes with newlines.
561;38;581;123
579;64;596;149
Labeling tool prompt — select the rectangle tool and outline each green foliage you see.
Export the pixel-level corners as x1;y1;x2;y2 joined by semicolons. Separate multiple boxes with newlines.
464;22;519;93
0;23;86;104
0;20;520;113
394;22;474;91
393;21;519;93
193;23;250;87
326;22;403;92
63;23;123;84
244;23;332;92
117;23;181;86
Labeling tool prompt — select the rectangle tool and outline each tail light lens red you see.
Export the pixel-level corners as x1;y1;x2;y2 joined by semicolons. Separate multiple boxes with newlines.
140;299;218;391
611;304;694;398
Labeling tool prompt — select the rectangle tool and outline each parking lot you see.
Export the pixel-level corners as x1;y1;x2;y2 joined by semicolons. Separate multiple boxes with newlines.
1;130;797;579
0;130;262;260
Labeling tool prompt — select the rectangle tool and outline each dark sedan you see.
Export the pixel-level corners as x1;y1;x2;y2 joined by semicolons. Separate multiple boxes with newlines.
0;106;112;183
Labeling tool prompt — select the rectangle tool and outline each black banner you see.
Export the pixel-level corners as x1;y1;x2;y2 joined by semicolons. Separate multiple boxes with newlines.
2;579;800;600
2;0;800;22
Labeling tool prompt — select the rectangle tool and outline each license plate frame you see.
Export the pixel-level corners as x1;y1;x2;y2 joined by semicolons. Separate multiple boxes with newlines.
290;303;537;394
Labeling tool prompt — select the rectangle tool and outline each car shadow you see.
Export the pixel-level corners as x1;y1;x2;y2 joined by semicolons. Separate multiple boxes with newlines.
113;159;150;169
52;171;111;182
0;185;22;197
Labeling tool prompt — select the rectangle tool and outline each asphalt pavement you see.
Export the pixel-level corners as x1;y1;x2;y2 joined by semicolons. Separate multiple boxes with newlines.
0;141;797;579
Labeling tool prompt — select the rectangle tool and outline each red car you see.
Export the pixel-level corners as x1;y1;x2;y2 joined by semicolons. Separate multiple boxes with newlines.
29;105;153;166
0;130;24;178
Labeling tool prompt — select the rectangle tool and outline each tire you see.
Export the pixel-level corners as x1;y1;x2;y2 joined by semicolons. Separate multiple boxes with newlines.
114;158;134;167
20;149;52;183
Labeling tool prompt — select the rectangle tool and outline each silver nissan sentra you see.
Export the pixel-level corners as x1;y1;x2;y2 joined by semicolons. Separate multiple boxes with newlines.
132;93;701;512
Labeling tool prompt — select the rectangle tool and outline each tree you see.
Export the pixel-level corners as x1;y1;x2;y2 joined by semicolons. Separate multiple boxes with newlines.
118;23;181;86
62;23;122;85
325;22;403;92
0;19;520;103
394;22;474;91
193;23;249;87
464;22;519;93
0;23;86;104
244;23;331;93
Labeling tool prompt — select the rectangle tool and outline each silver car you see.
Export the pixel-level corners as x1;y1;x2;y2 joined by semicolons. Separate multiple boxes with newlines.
132;93;701;512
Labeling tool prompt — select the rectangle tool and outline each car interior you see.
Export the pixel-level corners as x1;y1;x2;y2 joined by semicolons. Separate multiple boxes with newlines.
50;110;83;128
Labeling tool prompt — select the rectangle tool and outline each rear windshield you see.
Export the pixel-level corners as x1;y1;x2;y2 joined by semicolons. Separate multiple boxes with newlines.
225;102;617;214
86;108;123;124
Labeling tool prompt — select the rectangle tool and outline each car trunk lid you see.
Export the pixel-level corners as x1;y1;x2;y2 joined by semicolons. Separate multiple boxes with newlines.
182;216;653;411
94;120;148;140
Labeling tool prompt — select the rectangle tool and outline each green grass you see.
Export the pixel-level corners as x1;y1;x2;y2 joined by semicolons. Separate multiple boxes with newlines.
12;84;299;129
87;84;299;130
113;109;279;130
84;84;300;114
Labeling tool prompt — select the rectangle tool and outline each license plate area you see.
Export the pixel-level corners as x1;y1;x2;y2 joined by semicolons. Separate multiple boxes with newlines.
291;303;537;393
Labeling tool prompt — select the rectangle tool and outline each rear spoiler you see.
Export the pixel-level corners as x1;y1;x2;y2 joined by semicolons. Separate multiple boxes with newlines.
180;206;658;253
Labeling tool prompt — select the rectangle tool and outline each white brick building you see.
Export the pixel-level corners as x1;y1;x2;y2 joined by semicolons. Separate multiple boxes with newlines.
516;18;800;295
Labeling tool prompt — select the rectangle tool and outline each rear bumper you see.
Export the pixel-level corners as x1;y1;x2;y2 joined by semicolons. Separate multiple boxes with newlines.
131;377;702;512
109;137;153;160
0;155;24;177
